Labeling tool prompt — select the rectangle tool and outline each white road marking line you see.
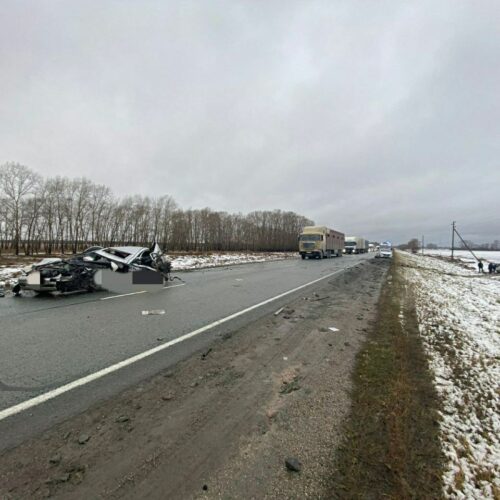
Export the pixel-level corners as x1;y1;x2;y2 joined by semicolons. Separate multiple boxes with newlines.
101;290;148;300
163;283;186;289
0;267;345;422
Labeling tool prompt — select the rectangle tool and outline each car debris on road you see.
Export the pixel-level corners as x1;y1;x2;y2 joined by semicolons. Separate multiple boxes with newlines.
141;310;166;316
12;243;172;296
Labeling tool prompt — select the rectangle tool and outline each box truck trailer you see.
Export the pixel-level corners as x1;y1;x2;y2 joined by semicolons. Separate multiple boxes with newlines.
299;226;345;259
344;236;369;254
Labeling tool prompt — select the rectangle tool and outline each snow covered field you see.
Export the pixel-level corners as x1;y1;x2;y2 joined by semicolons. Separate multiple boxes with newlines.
400;252;500;498
167;251;296;270
423;249;500;271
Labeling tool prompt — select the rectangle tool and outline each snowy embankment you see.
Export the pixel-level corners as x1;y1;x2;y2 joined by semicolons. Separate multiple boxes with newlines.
167;252;296;270
400;252;499;499
0;252;297;288
424;249;500;271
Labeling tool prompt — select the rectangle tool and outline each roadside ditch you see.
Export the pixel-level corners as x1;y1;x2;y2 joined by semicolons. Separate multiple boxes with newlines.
329;253;445;499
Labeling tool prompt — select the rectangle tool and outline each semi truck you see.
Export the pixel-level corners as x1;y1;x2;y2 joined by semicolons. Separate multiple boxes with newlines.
344;236;369;254
299;226;345;259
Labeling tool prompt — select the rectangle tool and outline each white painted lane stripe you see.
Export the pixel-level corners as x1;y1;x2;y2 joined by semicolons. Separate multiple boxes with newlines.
0;267;345;422
163;283;186;289
101;290;148;300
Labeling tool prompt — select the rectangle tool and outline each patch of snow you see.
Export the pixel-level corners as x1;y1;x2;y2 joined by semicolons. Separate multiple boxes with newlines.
167;252;296;271
0;266;24;287
424;249;500;271
400;252;500;498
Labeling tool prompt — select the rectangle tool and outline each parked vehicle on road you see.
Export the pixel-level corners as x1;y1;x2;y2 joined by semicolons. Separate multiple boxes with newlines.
299;226;344;259
376;242;393;258
344;236;369;254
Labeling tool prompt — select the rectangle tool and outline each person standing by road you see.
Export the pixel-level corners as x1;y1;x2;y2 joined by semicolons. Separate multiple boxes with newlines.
488;262;494;274
478;260;484;273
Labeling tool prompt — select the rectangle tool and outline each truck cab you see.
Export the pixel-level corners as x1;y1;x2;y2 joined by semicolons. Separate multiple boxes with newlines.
299;226;344;259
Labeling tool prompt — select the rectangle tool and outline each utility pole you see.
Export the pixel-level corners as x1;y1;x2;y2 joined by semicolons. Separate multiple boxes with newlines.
454;225;480;263
451;221;455;260
422;235;424;255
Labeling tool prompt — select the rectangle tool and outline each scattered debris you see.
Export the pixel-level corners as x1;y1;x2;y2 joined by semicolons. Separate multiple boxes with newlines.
202;484;208;491
311;295;330;302
274;307;284;316
280;377;301;394
142;310;165;316
115;415;130;423
201;348;212;360
285;457;302;472
77;433;90;445
283;356;288;361
48;454;62;466
157;337;164;341
190;381;199;388
162;392;175;401
48;473;71;484
329;327;339;332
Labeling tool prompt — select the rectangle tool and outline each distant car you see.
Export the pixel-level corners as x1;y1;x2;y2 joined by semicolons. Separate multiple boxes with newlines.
376;245;393;258
14;244;171;295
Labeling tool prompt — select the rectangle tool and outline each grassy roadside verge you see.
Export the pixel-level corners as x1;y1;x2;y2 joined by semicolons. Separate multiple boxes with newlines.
330;254;445;499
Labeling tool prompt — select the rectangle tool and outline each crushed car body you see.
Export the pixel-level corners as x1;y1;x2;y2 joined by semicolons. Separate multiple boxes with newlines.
13;244;172;295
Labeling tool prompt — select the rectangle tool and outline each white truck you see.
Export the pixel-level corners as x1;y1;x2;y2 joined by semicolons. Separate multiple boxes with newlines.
299;226;345;259
344;236;369;254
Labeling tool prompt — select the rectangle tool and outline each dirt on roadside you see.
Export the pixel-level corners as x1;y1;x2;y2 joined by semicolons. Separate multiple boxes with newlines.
0;259;389;499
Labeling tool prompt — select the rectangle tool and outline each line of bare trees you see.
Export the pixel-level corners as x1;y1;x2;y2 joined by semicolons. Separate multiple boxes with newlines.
0;162;313;255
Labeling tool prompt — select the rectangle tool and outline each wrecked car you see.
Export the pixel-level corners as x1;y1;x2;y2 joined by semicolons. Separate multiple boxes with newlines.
13;244;172;295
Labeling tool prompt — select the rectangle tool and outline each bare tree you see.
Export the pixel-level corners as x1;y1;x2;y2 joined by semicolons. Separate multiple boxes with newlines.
0;164;313;255
0;162;41;255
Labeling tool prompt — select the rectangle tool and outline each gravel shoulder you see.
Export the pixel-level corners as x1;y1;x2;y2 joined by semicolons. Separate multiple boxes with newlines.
0;258;388;499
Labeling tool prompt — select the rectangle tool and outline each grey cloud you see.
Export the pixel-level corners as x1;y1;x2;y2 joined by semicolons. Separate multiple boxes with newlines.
1;0;499;245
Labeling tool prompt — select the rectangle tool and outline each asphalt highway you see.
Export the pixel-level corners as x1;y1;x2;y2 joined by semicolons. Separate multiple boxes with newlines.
0;254;372;449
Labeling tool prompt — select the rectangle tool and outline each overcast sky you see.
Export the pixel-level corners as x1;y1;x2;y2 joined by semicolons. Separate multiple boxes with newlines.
1;1;499;245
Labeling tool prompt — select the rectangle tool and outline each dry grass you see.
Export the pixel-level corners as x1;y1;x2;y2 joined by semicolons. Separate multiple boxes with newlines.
329;255;445;499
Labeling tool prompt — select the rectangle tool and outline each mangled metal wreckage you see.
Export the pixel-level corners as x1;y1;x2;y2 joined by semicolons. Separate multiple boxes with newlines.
13;244;172;295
